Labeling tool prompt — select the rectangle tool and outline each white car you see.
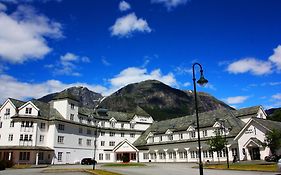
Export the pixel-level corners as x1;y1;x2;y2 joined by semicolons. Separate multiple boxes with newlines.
278;158;281;172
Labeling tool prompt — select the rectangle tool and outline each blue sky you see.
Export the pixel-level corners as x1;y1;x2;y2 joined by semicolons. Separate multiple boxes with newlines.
0;0;281;109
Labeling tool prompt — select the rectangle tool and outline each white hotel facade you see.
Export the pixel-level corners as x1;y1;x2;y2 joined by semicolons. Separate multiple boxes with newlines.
0;93;280;165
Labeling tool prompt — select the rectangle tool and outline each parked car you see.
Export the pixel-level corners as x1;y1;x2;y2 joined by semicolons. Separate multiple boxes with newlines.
265;155;281;162
277;158;281;172
81;158;94;165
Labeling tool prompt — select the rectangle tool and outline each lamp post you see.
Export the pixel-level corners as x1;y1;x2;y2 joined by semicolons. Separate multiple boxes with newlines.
219;119;230;169
192;63;208;175
93;124;100;170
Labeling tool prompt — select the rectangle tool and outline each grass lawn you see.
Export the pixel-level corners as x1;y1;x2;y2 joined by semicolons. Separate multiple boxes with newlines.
102;163;146;167
85;169;123;175
204;163;278;172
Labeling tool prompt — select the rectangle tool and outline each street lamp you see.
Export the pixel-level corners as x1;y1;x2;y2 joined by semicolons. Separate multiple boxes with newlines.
93;123;100;170
218;119;230;169
192;63;208;175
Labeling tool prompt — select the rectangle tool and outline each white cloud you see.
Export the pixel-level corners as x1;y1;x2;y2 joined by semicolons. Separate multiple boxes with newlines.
46;52;90;76
107;67;176;95
183;82;191;87
119;1;131;11
269;45;281;70
224;96;249;105
0;2;7;11
0;5;62;63
272;93;281;100
110;13;151;37
0;74;108;103
151;0;188;10
227;58;272;75
101;57;111;66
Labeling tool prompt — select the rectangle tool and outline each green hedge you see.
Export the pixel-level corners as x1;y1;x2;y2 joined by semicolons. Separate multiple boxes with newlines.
0;160;15;170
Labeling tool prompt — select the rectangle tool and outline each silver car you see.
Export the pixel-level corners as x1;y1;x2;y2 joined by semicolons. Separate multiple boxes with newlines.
278;158;281;172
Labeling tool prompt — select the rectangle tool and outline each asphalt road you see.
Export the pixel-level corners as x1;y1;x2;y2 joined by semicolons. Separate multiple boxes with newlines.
0;163;280;175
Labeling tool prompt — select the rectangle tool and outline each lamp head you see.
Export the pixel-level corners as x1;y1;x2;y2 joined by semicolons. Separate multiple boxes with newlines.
197;70;208;86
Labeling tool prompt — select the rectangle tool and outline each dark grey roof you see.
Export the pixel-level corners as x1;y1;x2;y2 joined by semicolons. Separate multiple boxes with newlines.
134;108;245;147
0;146;53;151
253;118;281;132
53;90;79;101
233;106;261;118
9;98;25;108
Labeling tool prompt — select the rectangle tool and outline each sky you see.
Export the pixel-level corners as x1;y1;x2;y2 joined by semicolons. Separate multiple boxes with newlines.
0;0;281;109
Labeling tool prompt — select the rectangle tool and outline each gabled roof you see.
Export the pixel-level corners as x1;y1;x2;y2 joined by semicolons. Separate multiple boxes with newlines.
9;98;25;108
113;139;139;152
134;108;245;147
232;106;261;118
134;106;150;117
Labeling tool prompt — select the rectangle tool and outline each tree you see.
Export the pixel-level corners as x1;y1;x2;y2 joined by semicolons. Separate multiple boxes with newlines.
263;129;281;155
207;134;227;163
267;108;281;122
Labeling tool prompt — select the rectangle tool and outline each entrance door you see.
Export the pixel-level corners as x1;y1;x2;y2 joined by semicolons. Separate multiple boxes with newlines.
122;153;130;163
252;148;260;160
66;152;71;164
249;148;260;160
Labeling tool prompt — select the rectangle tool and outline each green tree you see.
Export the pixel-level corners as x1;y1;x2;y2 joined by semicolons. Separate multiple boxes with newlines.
263;129;281;155
207;134;227;162
268;109;281;122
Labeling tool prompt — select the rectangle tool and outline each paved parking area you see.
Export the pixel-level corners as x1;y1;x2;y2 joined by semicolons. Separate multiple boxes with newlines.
0;163;280;175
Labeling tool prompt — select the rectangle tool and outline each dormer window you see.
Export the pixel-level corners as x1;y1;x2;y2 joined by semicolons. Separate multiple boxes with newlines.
121;123;124;128
70;103;75;109
160;136;163;141
5;108;10;115
101;121;105;127
191;131;196;138
25;108;32;114
110;121;115;128
130;123;135;129
179;133;183;139
70;114;74;121
168;134;173;141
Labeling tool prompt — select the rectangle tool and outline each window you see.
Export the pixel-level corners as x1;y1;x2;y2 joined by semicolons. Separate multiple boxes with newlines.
100;121;105;127
99;153;103;160
38;152;44;160
191;131;196;138
101;141;105;146
87;139;92;146
58;124;65;131
168;134;173;141
217;150;223;157
0;122;2;128
40;123;46;129
70;103;75;109
78;138;82;145
8;134;13;141
24;134;28;141
109;141;115;146
130;123;135;129
106;153;110;160
143;153;149;160
121;133;124;137
159;152;166;159
191;151;198;158
131;153;136;160
20;134;23;141
10;121;14;127
58;152;63;162
203;150;208;158
87;129;92;135
70;114;74;121
100;131;105;136
39;135;44;142
130;133;135;138
5;108;10;115
202;130;208;137
57;136;64;144
232;148;238;156
19;152;30;161
110;121;115;128
109;132;115;137
179;133;183;140
79;117;83;123
29;135;32;141
209;151;214;158
121;123;124;128
25;108;32;114
79;127;83;134
160;136;163;141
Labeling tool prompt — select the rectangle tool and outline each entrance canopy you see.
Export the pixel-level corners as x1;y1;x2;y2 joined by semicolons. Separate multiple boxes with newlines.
113;139;139;153
243;137;263;148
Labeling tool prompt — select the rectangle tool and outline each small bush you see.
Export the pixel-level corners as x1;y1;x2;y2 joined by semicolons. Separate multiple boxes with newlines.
0;160;6;170
5;160;14;168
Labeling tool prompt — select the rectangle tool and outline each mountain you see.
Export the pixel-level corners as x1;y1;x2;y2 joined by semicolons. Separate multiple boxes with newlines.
99;80;233;121
38;86;103;109
266;108;281;122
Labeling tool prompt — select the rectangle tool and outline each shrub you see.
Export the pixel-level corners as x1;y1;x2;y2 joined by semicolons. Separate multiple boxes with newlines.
0;160;6;170
122;155;129;163
5;160;14;168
